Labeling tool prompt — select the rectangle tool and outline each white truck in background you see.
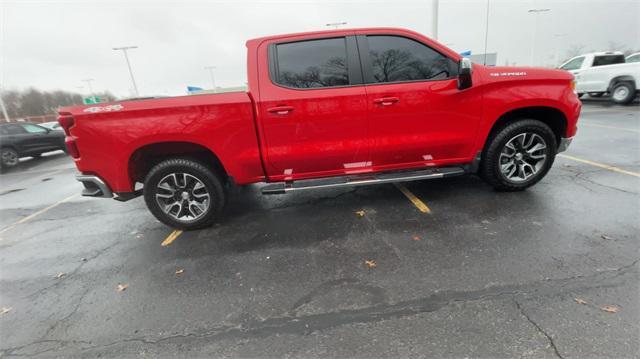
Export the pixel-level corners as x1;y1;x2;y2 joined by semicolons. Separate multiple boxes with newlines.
559;51;640;104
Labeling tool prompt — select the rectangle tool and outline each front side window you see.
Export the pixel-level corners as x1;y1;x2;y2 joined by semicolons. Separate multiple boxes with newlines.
274;37;349;88
627;54;640;63
560;56;585;71
592;55;625;67
22;124;48;133
366;35;454;83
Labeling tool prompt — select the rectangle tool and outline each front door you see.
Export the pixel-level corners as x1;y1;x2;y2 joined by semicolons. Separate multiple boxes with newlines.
258;36;369;179
358;34;482;169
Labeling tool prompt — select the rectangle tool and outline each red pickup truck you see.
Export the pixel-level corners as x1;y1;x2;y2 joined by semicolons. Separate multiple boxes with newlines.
58;28;580;229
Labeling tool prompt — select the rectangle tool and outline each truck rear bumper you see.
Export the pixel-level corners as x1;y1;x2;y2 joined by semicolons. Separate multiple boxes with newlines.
557;137;573;153
76;175;113;198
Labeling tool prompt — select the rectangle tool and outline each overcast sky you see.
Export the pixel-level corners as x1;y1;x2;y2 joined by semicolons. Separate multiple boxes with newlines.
1;0;639;97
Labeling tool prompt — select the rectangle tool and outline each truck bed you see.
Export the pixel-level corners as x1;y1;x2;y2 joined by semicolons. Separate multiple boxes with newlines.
59;92;265;193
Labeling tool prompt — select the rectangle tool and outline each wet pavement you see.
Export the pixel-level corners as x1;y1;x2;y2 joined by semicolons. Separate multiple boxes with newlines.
0;101;638;358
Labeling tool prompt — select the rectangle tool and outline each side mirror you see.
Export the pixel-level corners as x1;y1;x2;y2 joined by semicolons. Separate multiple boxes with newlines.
458;58;473;90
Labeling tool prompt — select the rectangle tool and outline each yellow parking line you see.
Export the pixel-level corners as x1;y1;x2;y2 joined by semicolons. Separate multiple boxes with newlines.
394;183;431;214
558;154;640;178
580;122;640;134
161;229;183;247
0;193;79;237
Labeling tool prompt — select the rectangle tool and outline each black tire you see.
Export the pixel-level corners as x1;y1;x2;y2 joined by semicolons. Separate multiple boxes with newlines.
479;119;557;191
1;147;19;169
588;92;604;98
610;82;636;105
143;158;226;230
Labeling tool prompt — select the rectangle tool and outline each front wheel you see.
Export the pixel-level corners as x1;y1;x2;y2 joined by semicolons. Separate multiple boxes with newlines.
143;158;226;230
479;119;557;191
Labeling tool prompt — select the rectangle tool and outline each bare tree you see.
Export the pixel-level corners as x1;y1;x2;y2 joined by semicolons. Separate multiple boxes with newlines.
0;88;116;120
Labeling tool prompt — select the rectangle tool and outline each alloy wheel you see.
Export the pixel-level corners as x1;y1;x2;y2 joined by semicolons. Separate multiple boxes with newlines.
155;172;211;222
499;132;548;183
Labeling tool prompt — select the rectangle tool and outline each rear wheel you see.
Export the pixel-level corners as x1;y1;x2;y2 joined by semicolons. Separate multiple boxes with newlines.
480;119;557;191
1;148;19;169
143;158;226;230
611;82;636;105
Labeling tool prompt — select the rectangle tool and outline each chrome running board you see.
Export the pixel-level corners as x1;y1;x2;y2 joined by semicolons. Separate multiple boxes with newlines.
261;167;465;195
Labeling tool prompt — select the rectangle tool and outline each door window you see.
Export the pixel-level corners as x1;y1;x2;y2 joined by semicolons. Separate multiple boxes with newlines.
592;55;625;67
560;56;585;71
626;54;640;63
365;35;456;83
21;124;48;133
0;124;26;135
274;37;349;88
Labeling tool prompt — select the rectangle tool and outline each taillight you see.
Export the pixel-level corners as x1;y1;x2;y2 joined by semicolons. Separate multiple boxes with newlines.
58;113;75;136
65;137;80;158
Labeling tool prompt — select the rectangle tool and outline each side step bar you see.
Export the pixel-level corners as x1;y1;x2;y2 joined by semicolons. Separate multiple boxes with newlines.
261;167;465;195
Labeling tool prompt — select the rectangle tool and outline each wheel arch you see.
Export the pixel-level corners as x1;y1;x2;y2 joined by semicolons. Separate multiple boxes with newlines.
608;75;636;92
128;141;228;188
486;106;567;149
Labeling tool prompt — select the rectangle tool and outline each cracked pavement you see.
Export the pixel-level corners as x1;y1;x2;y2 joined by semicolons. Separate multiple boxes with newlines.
0;102;638;358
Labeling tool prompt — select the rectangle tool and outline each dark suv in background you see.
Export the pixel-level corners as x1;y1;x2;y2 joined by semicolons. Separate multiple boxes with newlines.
0;122;67;169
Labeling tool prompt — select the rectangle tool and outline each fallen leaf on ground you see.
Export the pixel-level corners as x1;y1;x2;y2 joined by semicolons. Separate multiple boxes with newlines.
175;269;184;276
55;272;66;279
412;235;421;241
601;234;614;240
574;298;587;305
116;283;129;292
364;260;377;268
0;307;11;315
355;210;365;217
80;258;87;262
601;305;620;313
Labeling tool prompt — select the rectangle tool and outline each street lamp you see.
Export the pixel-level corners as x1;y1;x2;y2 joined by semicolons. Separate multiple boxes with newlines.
325;22;347;29
528;8;551;66
113;46;140;97
204;66;217;92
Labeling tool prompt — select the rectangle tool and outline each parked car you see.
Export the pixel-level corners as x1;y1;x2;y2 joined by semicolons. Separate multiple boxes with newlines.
59;27;580;230
559;51;639;104
40;121;64;131
0;122;67;168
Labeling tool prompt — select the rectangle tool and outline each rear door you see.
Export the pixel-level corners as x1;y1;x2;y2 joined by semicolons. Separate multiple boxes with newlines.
257;35;369;180
1;124;31;154
358;34;482;169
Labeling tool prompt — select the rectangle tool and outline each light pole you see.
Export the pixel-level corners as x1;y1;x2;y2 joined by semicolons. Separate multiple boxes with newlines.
483;0;490;65
431;0;439;40
82;78;95;95
325;22;347;29
204;66;217;92
113;46;139;97
0;88;9;122
528;8;551;66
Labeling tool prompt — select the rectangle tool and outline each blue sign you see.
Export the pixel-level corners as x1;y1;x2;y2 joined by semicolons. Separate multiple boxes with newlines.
460;50;472;57
187;86;203;93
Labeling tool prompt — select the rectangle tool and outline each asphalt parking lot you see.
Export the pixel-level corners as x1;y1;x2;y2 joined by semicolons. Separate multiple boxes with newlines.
0;100;638;358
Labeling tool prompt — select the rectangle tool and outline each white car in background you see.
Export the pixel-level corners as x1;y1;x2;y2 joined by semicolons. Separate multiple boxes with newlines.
559;51;639;104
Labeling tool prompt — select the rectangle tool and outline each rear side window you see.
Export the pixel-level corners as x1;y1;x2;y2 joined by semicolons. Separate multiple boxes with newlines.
560;56;585;71
274;37;349;88
365;35;455;83
592;55;625;67
0;124;26;135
